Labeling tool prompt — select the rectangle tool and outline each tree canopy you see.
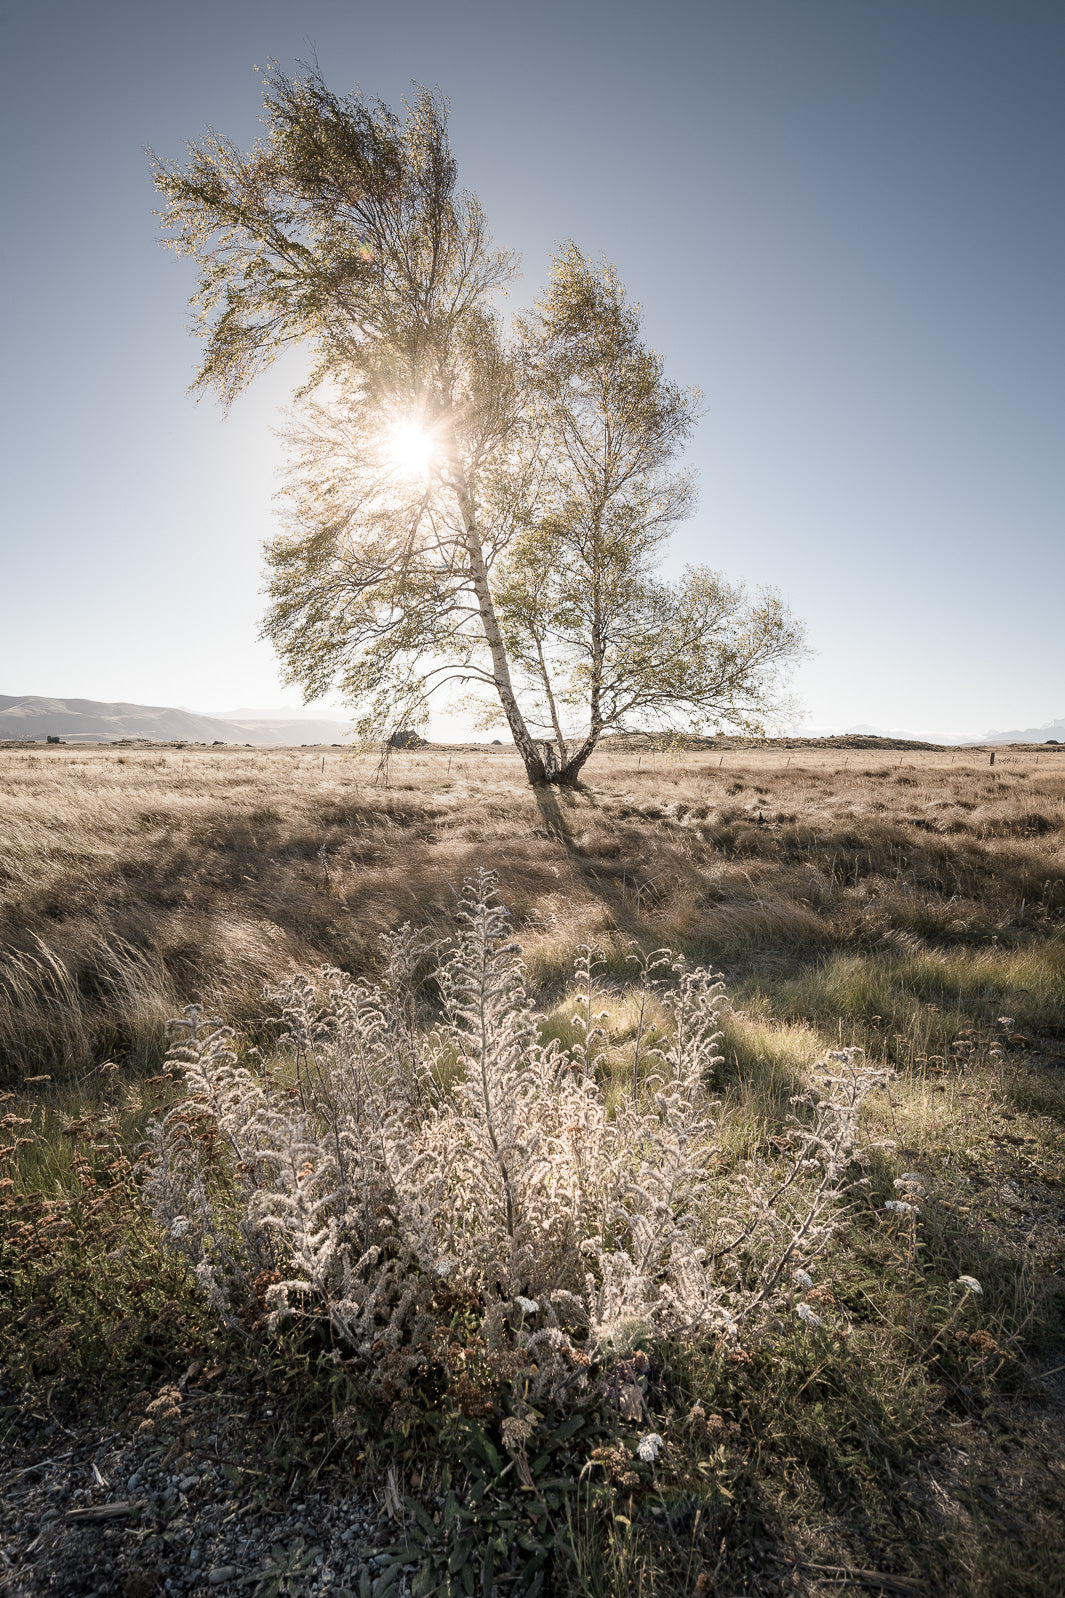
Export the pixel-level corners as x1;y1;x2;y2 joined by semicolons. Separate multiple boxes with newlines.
152;64;805;784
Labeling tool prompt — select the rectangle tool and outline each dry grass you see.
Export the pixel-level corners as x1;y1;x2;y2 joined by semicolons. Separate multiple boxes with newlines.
1;741;1062;1083
2;740;1064;1594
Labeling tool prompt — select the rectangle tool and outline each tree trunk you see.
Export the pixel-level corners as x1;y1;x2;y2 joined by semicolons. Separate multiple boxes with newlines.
554;668;604;785
534;637;568;771
540;739;561;781
556;730;602;786
448;459;547;784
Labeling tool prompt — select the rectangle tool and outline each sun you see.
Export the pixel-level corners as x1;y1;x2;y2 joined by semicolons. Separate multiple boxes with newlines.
384;418;437;480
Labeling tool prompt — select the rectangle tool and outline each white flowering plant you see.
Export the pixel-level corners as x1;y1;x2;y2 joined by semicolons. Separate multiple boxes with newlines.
143;872;891;1411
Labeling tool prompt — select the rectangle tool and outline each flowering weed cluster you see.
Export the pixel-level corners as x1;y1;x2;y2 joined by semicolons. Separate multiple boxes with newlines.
144;873;891;1406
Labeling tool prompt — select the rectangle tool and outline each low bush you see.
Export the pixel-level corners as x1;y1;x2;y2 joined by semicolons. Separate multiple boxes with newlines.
145;872;891;1420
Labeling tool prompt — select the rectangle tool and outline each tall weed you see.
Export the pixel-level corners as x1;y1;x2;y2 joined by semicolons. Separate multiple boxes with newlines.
144;873;890;1411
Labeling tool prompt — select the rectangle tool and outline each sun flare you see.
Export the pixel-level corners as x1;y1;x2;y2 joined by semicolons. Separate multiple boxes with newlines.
384;418;437;479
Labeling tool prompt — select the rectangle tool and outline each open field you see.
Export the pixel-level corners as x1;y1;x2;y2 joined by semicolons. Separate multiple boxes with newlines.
2;741;1063;1083
1;743;1064;1596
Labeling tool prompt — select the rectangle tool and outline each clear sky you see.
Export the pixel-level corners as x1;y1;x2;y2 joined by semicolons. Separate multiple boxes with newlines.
2;0;1062;738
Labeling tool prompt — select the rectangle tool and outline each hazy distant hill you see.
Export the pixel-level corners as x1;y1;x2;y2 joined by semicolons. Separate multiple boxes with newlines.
4;694;1060;749
0;695;353;746
224;717;354;745
826;718;1065;745
978;716;1065;744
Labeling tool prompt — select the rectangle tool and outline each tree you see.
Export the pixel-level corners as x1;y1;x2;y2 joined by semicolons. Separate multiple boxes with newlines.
491;244;802;780
152;65;804;785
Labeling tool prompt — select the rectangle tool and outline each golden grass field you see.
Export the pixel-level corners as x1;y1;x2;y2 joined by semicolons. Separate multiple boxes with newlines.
2;740;1063;1086
1;740;1063;1595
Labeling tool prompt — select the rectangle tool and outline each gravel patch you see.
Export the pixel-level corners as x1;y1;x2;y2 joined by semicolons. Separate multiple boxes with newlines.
0;1379;414;1597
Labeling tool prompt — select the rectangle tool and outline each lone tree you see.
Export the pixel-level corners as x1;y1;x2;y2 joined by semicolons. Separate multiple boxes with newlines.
152;65;804;785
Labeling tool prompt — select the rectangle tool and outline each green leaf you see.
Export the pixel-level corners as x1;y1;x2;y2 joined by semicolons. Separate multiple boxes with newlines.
550;1413;585;1443
448;1537;470;1575
471;1433;502;1473
409;1499;437;1537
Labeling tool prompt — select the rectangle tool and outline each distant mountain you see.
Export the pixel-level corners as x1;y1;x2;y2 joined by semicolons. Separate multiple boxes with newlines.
977;716;1065;745
6;693;1059;750
207;706;355;744
223;717;355;745
0;695;353;746
800;718;1065;746
207;705;348;722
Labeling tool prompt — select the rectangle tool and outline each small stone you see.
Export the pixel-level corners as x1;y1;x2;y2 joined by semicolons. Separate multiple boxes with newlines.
208;1568;237;1585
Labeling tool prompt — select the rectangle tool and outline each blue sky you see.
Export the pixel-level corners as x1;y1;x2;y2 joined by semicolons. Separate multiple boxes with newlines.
1;0;1061;737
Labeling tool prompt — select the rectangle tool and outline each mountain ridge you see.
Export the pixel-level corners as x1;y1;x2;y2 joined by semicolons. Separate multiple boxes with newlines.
0;695;353;746
2;695;1062;748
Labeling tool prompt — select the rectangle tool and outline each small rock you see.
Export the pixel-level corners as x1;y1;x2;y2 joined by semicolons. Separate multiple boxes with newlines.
208;1567;238;1585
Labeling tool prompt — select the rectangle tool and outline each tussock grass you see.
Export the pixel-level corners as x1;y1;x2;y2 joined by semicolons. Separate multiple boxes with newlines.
2;740;1064;1594
4;741;1062;1083
761;943;1065;1056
